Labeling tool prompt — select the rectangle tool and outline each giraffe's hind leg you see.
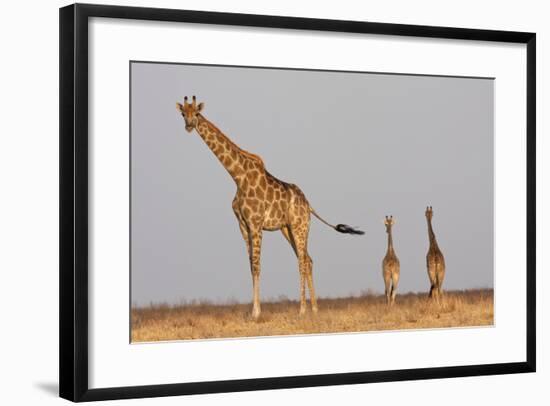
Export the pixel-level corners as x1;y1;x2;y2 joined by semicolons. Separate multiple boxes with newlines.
383;273;392;305
429;284;441;301
281;225;297;256
428;264;438;300
289;221;317;314
391;272;399;305
281;226;306;314
305;253;317;313
436;266;445;300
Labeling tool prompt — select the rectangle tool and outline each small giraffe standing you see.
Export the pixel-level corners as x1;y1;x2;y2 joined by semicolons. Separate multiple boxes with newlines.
425;206;445;300
176;96;363;319
382;215;400;305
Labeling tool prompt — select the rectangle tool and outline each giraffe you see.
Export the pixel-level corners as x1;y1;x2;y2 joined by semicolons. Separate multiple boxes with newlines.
425;206;446;301
382;215;400;305
176;96;364;319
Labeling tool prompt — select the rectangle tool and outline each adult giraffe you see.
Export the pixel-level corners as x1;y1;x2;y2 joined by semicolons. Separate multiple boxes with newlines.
176;96;363;319
382;215;400;305
425;206;446;301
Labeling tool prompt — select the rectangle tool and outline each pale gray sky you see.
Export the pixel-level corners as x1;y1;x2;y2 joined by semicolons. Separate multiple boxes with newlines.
130;62;493;307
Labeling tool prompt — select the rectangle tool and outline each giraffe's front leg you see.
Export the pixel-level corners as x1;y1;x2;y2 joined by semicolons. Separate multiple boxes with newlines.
233;198;250;255
248;228;263;319
236;220;250;257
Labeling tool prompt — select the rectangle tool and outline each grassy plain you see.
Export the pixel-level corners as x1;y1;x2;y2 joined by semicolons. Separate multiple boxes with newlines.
131;289;493;342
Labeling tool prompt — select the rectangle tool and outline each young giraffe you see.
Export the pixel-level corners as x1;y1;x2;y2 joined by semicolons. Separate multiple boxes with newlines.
382;215;400;305
176;96;363;319
425;206;446;301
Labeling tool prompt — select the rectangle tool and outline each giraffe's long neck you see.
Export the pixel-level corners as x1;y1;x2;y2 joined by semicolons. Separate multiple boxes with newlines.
427;219;439;249
387;228;395;255
194;114;256;184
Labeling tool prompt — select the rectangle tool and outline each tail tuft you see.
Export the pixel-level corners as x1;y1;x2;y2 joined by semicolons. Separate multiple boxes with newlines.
310;207;364;235
335;224;365;235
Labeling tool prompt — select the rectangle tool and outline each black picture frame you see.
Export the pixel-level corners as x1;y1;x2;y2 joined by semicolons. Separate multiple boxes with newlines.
59;3;536;402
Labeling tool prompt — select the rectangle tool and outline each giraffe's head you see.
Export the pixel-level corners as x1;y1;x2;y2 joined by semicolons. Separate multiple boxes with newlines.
425;206;434;221
384;215;395;233
176;95;204;133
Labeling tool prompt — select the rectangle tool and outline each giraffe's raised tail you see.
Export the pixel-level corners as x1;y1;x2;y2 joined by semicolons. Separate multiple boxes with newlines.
310;208;365;235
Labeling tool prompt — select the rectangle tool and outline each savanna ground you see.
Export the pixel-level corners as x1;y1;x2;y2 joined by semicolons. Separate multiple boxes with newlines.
131;289;493;342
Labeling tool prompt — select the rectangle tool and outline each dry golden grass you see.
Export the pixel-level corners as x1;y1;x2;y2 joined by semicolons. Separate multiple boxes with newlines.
131;289;493;342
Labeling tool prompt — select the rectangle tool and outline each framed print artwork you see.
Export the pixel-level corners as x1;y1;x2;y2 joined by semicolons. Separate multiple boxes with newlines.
59;3;536;402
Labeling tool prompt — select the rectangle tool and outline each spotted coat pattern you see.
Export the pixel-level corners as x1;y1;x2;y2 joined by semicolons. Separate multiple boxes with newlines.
382;216;400;305
425;206;445;301
177;97;318;318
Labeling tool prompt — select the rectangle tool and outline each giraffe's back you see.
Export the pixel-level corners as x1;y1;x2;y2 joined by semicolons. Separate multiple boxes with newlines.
262;173;310;231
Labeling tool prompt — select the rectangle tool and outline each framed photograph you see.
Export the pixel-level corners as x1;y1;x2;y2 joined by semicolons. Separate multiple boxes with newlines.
59;3;536;402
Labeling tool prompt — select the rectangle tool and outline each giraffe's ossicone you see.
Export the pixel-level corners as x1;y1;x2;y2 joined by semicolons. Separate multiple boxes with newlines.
177;96;364;319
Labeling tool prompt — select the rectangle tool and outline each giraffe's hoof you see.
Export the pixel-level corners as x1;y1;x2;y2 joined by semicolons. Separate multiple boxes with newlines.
311;306;318;314
299;307;307;316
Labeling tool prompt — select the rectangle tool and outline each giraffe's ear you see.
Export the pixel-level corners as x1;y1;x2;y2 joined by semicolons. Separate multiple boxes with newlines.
197;102;204;112
176;102;184;112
